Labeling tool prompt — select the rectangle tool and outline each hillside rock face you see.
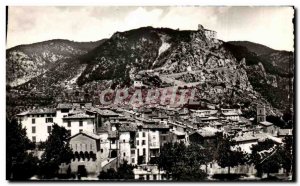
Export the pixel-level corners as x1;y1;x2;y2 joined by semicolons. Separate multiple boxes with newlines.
6;39;105;87
226;41;294;109
6;26;294;115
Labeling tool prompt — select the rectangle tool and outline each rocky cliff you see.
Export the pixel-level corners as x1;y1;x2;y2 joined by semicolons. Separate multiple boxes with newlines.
6;26;294;115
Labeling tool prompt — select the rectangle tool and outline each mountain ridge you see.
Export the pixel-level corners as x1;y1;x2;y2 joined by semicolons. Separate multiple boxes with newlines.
6;26;294;115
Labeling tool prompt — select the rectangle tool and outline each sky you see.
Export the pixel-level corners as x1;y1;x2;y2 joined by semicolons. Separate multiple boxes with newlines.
7;6;294;51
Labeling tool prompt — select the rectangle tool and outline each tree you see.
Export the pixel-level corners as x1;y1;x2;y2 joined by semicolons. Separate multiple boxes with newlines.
260;152;282;178
215;136;247;174
6;118;38;180
279;136;293;176
157;142;207;181
98;168;118;180
39;124;73;179
249;139;277;177
117;161;134;180
98;161;134;180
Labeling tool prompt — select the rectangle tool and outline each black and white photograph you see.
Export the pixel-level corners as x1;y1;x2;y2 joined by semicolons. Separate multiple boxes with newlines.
5;6;295;182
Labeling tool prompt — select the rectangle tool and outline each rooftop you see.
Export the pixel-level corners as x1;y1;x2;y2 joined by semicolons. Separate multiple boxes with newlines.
27;108;56;115
63;113;95;119
69;131;100;140
119;123;138;132
88;107;119;116
57;103;73;109
259;121;273;126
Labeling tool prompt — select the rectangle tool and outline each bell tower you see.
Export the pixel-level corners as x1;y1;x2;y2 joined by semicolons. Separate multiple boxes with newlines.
257;104;266;123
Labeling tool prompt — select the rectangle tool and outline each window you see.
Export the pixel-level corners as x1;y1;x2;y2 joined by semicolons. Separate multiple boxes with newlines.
137;149;140;156
153;175;157;180
67;121;71;127
79;129;83;133
67;130;71;135
123;152;126;156
90;144;93;150
111;139;116;144
100;149;103;153
47;126;51;133
79;120;83;127
142;132;145;137
131;150;135;154
136;140;139;146
136;132;139;138
32;118;35;124
143;148;146;155
85;144;88;150
123;139;125;143
162;136;166;141
142;140;145;145
146;175;150;180
131;158;135;164
46;118;53;123
32;136;36;142
32;126;36;133
139;175;144;180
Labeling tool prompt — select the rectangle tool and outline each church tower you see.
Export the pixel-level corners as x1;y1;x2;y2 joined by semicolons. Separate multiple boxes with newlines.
257;104;266;123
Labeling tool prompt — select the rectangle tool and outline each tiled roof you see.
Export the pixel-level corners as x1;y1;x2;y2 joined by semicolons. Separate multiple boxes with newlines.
223;111;239;116
69;131;100;140
142;123;170;129
233;133;258;142
27;108;56;114
259;121;273;126
17;111;29;116
119;123;138;132
57;103;73;109
63;113;95;119
108;131;117;138
172;130;185;136
88;107;119;116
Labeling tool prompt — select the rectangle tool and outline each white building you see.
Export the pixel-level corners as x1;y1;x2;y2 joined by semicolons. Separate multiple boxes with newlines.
16;103;96;143
134;80;143;88
17;108;57;143
133;165;167;180
62;113;96;136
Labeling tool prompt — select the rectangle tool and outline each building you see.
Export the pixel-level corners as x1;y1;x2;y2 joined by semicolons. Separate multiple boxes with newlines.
62;113;96;136
134;80;143;88
16;103;97;143
189;127;220;147
118;123;138;165
69;131;102;174
257;105;266;123
259;121;276;135
198;24;217;39
133;165;167;180
222;111;240;121
16;108;57;143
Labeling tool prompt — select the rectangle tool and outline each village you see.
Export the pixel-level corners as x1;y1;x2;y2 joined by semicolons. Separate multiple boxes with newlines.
15;99;293;180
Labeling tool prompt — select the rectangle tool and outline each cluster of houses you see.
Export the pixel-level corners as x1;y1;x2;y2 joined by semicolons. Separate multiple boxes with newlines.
16;102;292;180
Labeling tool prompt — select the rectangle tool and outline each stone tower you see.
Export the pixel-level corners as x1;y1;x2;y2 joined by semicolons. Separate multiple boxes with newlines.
198;24;204;31
257;104;266;123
